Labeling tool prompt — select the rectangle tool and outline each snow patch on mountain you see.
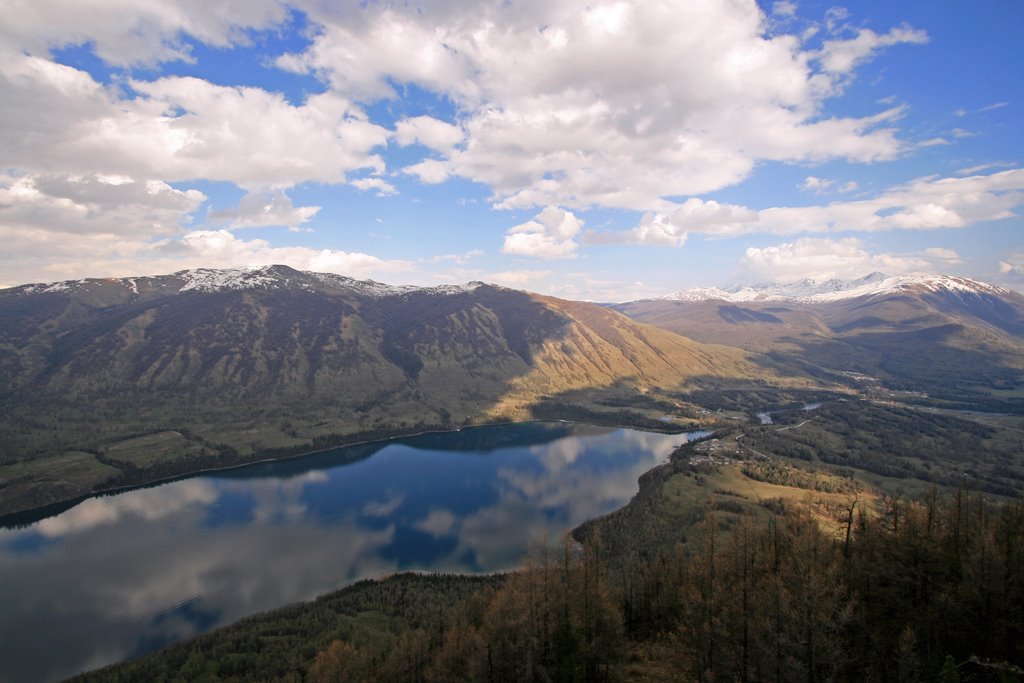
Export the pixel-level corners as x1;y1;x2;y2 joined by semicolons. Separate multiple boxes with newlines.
176;267;285;292
12;266;489;299
660;273;1009;303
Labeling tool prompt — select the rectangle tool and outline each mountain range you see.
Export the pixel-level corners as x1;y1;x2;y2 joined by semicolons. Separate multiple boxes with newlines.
0;265;759;516
613;272;1024;409
655;272;1015;304
3;265;1023;517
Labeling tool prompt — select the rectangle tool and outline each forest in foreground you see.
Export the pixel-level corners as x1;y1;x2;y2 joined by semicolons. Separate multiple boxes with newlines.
74;483;1024;682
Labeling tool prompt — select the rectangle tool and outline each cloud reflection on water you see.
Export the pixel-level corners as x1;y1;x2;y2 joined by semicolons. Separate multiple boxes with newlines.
0;423;688;683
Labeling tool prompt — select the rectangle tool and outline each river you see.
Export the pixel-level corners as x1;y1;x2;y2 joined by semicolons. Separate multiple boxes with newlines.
0;422;708;683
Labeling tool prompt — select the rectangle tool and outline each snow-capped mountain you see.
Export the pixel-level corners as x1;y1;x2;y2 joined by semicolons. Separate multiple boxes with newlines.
14;265;486;300
659;272;1009;304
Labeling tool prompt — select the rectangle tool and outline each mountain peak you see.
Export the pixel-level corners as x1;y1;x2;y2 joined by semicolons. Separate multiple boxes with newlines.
656;273;1009;304
175;265;302;292
7;266;490;300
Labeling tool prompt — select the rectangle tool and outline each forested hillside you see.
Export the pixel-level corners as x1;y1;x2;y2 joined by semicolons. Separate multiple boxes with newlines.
75;481;1024;682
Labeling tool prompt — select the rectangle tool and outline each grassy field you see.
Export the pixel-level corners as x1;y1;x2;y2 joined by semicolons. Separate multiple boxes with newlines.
102;431;215;468
0;451;118;488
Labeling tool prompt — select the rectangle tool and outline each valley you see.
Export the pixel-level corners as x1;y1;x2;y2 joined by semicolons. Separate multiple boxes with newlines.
5;2;1022;680
0;266;767;518
61;394;1024;683
1;267;1023;682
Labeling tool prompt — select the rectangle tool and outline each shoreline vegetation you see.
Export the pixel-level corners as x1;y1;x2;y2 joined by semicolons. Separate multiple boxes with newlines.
0;409;699;524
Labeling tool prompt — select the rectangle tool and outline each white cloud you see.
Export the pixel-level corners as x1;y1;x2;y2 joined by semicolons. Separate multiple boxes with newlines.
920;247;962;264
824;7;850;33
621;169;1024;243
799;176;834;193
0;172;204;237
956;162;1015;176
426;250;484;265
799;176;859;194
0;0;289;67
502;206;583;259
208;191;320;229
739;237;932;282
154;230;414;276
918;137;950;148
772;2;798;18
487;269;554;288
0;0;934;227
401;159;451;185
596;198;757;246
815;26;928;77
393;116;463;152
0;55;389;190
998;252;1024;289
351;177;398;197
278;0;925;211
0;228;414;288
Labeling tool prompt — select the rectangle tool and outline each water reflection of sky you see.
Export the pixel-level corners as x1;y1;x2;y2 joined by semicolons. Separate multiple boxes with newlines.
0;422;698;683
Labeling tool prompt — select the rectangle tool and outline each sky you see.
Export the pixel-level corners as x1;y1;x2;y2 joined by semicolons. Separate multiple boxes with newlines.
1;0;1022;301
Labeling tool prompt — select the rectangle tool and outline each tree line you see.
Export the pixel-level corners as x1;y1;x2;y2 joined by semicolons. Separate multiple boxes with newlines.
305;490;1023;682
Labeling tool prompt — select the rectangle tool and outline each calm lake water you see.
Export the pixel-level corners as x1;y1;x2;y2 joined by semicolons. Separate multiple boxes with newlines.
0;422;706;683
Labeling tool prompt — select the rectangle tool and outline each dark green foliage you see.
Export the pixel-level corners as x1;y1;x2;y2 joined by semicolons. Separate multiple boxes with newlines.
70;574;504;683
528;400;681;432
744;401;1024;497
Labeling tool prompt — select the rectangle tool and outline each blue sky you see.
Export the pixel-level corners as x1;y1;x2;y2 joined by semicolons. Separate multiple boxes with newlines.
1;0;1021;300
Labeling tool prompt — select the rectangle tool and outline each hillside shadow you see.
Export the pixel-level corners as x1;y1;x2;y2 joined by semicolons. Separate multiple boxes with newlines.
786;326;1024;411
369;284;572;381
717;305;785;324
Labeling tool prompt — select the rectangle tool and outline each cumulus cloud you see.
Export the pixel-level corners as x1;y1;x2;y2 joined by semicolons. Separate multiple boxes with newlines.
0;0;289;67
800;176;834;193
393;116;463;152
208;191;320;229
998;252;1024;289
590;198;757;246
401;159;452;185
0;172;205;237
351;177;398;197
502;207;583;259
921;247;962;264
815;25;929;78
426;250;484;265
487;269;554;288
0;56;389;190
1;228;414;288
738;237;933;282
276;0;926;211
772;2;798;18
799;176;860;194
758;169;1024;233
0;1;935;219
154;230;414;276
621;169;1024;243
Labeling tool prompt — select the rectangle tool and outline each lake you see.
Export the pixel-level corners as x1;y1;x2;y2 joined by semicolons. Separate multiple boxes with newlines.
0;422;707;683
